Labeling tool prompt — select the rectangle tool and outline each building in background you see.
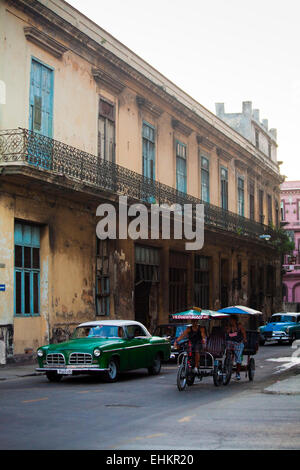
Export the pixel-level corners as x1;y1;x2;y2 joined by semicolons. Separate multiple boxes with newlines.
281;181;300;311
215;101;278;168
0;0;283;363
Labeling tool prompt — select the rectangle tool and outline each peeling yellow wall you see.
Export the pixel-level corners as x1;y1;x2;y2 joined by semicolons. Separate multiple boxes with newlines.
1;182;97;354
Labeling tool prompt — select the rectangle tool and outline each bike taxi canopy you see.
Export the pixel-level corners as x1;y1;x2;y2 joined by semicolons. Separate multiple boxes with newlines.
171;308;229;320
217;305;262;316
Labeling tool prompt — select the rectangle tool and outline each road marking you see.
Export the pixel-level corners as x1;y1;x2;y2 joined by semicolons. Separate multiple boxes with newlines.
178;416;193;423
22;397;48;403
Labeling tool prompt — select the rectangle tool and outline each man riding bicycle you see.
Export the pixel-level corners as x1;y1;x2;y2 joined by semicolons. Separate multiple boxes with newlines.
225;315;247;380
174;318;206;374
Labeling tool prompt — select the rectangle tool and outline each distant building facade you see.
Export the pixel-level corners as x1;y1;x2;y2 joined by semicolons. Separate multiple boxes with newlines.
215;101;277;168
281;181;300;311
0;0;283;363
215;101;280;227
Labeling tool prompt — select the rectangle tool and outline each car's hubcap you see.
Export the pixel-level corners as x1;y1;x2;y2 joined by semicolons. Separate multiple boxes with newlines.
108;361;117;379
154;357;161;372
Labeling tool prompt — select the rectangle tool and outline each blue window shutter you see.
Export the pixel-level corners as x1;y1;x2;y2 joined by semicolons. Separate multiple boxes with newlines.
29;59;54;170
29;59;54;138
142;121;155;180
176;141;187;193
14;223;23;245
14;223;40;316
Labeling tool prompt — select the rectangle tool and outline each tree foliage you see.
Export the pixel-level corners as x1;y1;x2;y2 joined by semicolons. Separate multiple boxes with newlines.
268;224;295;255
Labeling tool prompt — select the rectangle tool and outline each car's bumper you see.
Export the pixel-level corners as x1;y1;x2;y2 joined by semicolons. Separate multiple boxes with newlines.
36;366;109;374
261;331;290;342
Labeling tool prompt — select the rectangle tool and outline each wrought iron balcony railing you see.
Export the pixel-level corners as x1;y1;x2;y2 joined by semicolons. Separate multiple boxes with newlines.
0;128;275;243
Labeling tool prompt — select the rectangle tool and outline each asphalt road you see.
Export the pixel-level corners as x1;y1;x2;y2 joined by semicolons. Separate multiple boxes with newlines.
1;342;300;450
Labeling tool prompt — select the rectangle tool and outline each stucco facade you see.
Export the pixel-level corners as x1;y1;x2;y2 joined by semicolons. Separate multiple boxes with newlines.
0;0;283;363
281;181;300;309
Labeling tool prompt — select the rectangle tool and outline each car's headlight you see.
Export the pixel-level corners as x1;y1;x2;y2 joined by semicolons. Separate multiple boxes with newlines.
37;349;44;357
93;348;101;357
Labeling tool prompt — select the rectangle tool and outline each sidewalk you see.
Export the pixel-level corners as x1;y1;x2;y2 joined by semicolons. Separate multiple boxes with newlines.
0;362;300;394
0;363;42;381
263;375;300;395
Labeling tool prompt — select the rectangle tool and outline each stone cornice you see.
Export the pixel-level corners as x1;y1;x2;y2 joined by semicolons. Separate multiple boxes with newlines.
24;26;68;58
171;118;193;137
92;67;125;94
216;147;234;162
196;135;215;151
234;158;248;171
136;96;163;118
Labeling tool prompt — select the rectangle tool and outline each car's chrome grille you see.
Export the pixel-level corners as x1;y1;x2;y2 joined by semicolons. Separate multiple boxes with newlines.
264;332;273;338
69;353;93;365
46;353;65;365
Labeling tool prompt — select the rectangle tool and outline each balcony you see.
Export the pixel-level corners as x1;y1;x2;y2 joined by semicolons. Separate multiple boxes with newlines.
0;128;275;244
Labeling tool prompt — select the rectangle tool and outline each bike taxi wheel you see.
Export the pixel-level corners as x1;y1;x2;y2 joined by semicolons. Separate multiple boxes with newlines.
222;353;232;385
248;357;255;381
213;361;223;387
177;363;187;391
186;374;195;386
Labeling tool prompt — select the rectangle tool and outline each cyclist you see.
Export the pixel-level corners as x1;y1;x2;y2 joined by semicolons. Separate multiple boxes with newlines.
225;315;247;380
174;318;206;374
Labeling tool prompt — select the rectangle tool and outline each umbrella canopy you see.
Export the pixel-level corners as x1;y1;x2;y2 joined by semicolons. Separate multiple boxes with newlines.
218;305;262;315
171;308;229;320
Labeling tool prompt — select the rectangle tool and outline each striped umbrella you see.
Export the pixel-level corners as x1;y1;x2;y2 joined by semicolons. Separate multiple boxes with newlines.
171;308;229;320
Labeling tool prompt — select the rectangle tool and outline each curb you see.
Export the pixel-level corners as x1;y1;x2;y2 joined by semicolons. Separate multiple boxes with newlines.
263;375;300;395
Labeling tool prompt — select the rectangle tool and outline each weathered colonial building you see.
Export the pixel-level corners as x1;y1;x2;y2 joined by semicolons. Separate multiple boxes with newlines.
0;0;283;363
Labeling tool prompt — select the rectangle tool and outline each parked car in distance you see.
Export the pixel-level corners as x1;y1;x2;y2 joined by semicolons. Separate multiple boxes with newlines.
36;320;171;382
153;323;190;360
259;313;300;345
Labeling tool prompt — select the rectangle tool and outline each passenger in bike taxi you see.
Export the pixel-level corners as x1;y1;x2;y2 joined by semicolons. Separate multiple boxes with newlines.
225;315;247;380
174;319;207;374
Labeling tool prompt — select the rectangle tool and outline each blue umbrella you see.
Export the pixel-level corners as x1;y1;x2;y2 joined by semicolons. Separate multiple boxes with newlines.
218;305;262;315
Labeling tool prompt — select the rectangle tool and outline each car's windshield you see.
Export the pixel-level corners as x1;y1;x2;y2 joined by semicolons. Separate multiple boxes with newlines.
270;315;296;323
72;325;121;339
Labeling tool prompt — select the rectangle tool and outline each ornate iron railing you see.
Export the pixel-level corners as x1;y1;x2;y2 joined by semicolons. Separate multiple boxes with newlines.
0;128;275;242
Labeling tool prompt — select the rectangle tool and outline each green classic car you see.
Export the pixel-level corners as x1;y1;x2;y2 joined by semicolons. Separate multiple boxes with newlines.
36;320;171;382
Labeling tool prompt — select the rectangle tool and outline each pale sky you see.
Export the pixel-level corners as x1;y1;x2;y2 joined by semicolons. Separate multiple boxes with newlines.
67;0;300;181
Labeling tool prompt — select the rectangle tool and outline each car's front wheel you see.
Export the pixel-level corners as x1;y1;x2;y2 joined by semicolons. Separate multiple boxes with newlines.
105;358;119;382
46;371;62;382
288;334;296;346
148;353;162;375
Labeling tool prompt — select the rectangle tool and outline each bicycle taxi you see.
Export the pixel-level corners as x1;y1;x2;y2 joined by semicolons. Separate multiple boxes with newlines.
172;308;232;391
173;306;260;391
217;305;261;382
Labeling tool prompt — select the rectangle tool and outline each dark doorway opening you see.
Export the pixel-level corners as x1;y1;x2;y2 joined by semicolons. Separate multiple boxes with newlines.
220;258;229;308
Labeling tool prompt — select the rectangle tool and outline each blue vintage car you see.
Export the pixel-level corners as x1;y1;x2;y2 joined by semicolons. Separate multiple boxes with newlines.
259;313;300;345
